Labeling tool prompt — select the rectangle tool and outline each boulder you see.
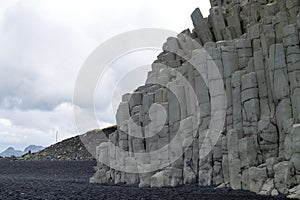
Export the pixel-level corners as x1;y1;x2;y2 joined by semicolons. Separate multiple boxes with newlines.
274;161;295;194
248;167;268;193
151;168;183;187
259;179;275;196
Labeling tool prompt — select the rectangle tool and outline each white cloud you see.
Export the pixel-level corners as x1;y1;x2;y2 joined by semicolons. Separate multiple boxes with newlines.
0;102;77;152
0;118;12;127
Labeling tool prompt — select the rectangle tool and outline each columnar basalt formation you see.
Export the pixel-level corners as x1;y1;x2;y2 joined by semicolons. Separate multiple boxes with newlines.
91;0;300;198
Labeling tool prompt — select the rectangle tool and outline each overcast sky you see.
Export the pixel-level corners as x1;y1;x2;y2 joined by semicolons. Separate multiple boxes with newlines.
0;0;211;152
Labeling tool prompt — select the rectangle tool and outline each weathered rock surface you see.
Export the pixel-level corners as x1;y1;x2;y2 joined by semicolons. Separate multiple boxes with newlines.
92;0;300;198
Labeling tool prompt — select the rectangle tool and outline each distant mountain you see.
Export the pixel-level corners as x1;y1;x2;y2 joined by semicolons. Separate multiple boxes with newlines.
22;126;117;161
0;145;44;158
23;145;44;154
0;147;23;157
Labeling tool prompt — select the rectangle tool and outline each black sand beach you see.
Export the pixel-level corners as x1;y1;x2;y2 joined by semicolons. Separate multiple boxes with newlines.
0;160;293;200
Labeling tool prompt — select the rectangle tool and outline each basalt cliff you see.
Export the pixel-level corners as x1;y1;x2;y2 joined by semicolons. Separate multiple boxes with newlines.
91;0;300;198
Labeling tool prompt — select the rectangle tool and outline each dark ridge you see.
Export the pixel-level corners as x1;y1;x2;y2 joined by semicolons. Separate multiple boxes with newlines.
20;126;117;161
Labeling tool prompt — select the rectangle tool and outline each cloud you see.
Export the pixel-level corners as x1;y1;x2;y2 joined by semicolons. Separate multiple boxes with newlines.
0;102;76;152
0;118;12;127
0;1;93;111
0;0;211;152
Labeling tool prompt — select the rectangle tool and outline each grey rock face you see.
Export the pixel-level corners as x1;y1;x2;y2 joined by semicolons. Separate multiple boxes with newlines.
191;8;213;44
248;167;268;193
92;0;300;199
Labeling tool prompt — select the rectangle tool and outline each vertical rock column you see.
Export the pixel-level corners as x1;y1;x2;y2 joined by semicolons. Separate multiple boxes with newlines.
283;25;300;123
227;129;241;189
232;70;246;136
254;49;271;119
273;11;289;43
241;72;259;153
222;44;238;131
191;8;214;45
269;44;292;158
190;48;213;186
227;4;242;38
260;16;276;57
179;61;200;185
209;6;227;41
207;45;225;186
236;39;253;70
116;97;131;183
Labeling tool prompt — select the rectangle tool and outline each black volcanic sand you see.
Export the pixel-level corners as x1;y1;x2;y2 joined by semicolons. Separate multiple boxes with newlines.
0;160;293;200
